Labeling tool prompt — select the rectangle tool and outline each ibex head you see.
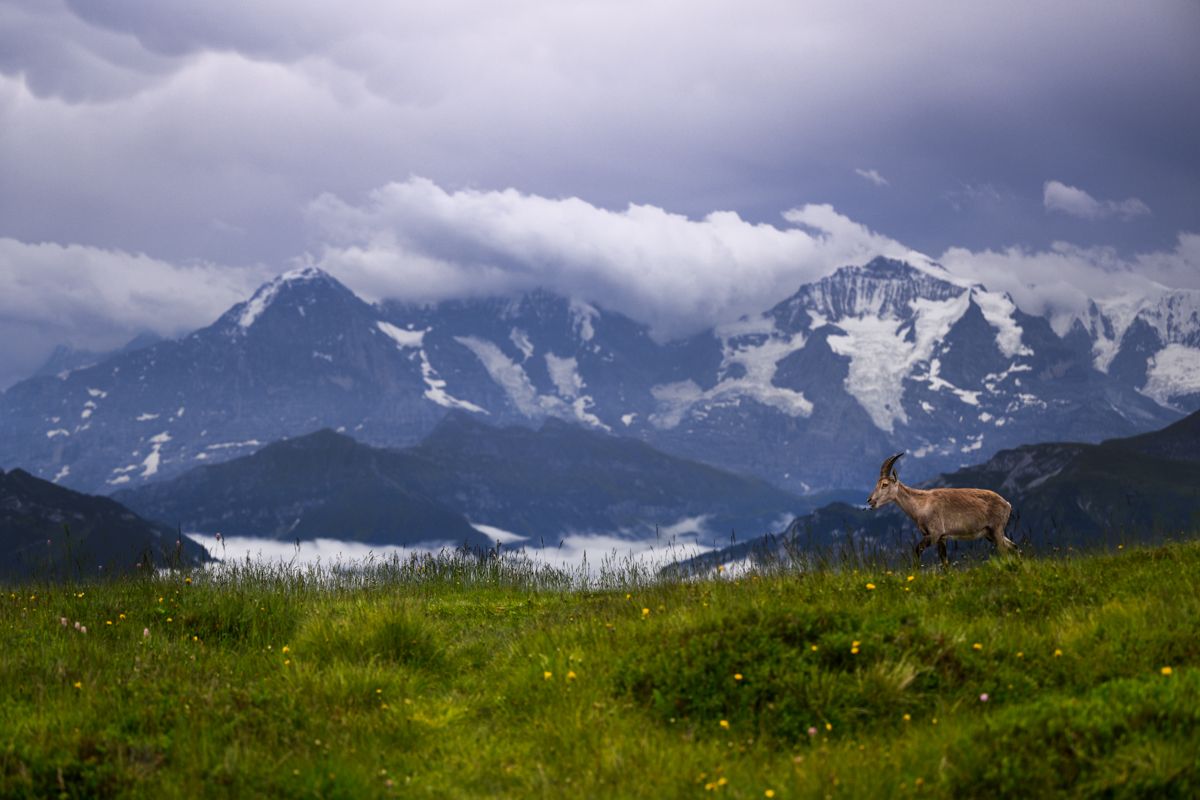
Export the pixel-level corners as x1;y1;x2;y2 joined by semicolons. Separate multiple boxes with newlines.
867;452;904;509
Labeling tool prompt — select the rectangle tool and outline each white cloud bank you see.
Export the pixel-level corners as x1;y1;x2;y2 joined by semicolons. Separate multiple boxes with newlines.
0;238;267;382
1043;180;1151;221
307;177;912;340
308;178;1199;340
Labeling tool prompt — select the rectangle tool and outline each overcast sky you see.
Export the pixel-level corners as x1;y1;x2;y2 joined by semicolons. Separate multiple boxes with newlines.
1;0;1198;387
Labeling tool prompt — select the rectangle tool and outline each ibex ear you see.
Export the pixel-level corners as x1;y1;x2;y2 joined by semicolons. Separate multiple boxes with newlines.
891;468;898;481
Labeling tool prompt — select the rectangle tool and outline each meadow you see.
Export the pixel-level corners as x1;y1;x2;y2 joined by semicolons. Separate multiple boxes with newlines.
1;541;1198;798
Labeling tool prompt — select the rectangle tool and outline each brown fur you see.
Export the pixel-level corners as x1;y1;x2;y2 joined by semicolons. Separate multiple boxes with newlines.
867;452;1015;566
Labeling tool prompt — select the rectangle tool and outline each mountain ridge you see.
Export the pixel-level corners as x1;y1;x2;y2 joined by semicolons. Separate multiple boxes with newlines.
114;414;814;547
2;257;1192;496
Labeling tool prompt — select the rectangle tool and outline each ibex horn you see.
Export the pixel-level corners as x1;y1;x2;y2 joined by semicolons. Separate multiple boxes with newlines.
880;452;904;478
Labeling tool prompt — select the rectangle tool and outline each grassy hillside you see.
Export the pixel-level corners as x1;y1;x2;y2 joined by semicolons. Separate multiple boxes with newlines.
2;542;1199;798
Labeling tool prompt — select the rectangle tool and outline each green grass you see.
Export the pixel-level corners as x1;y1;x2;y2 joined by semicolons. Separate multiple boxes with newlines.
2;542;1198;798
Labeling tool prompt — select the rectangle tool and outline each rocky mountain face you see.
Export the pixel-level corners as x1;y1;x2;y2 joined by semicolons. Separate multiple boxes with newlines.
115;414;810;547
1;258;1191;497
672;409;1200;572
0;467;208;579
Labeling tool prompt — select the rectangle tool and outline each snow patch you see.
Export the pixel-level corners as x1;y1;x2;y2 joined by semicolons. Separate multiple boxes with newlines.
826;292;971;431
140;449;162;478
237;283;280;329
313;351;333;362
569;300;599;341
1141;344;1200;408
378;321;481;412
650;318;812;429
86;387;107;398
1082;287;1200;373
509;328;534;361
140;431;172;477
376;320;426;348
53;465;70;483
545;354;585;398
46;429;69;438
205;440;262;451
418;350;487;413
235;267;326;331
621;413;637;426
972;290;1033;358
136;412;160;421
107;475;131;486
918;358;981;407
456;336;607;429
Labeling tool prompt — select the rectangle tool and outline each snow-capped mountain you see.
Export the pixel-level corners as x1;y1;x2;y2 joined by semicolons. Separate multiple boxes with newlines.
1079;287;1200;410
0;258;1188;496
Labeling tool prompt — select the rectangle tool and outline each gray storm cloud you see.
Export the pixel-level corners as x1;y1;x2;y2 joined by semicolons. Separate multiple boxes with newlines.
1;0;1197;265
0;1;1198;384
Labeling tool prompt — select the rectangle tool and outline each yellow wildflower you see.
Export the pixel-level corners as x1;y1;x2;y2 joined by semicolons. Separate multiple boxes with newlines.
903;713;911;721
972;643;983;651
733;673;743;681
73;681;82;689
765;791;776;798
1054;649;1063;657
543;671;553;680
1161;666;1173;676
719;719;730;729
282;645;290;654
642;607;650;617
866;583;876;590
907;575;915;582
567;670;577;681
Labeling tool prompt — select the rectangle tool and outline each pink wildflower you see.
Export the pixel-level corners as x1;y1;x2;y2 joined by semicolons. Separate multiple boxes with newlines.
979;693;989;702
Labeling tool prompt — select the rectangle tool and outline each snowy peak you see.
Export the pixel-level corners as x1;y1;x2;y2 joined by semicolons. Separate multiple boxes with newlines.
784;257;968;325
216;267;364;335
1079;286;1200;410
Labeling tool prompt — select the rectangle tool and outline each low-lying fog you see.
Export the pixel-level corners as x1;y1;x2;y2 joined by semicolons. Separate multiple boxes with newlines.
188;517;737;576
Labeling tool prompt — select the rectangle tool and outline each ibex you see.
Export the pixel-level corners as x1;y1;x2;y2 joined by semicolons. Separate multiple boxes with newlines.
867;452;1016;566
